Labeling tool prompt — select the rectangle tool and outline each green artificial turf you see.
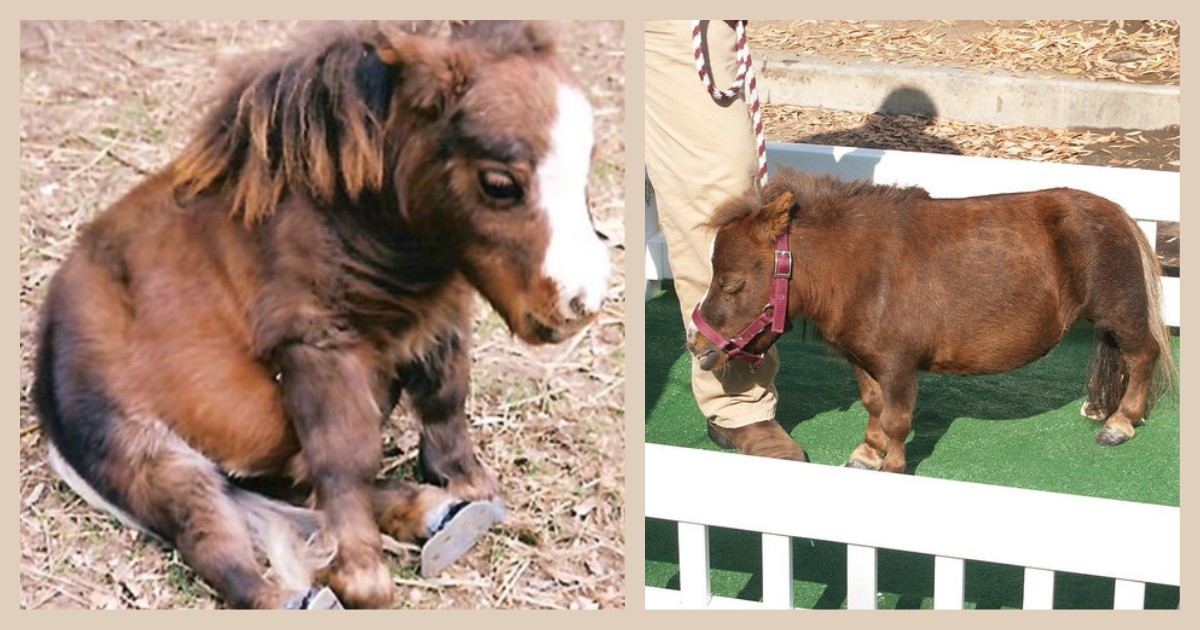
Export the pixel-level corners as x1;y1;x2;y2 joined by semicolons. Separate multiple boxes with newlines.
645;282;1180;609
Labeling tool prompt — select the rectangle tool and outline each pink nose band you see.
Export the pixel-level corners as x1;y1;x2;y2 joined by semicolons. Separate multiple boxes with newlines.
691;233;792;367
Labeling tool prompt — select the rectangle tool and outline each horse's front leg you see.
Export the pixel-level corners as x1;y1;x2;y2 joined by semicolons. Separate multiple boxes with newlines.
407;333;499;501
847;364;916;473
846;364;885;470
280;343;393;609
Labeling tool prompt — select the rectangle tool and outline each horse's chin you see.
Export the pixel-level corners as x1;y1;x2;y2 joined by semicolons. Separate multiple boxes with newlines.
511;311;591;345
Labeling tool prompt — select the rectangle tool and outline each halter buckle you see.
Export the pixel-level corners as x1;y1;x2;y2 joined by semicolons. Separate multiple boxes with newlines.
774;250;792;278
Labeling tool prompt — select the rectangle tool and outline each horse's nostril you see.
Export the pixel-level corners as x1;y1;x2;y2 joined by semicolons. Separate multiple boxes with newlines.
569;295;589;317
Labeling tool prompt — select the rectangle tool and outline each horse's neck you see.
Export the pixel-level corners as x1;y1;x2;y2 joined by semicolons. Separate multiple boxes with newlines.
785;228;837;327
342;214;455;286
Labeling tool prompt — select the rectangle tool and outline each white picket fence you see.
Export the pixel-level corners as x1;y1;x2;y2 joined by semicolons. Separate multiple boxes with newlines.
645;445;1180;610
644;144;1181;609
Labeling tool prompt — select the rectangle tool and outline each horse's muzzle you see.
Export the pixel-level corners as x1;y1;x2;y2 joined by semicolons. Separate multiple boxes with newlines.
521;305;598;345
694;347;722;371
686;328;725;372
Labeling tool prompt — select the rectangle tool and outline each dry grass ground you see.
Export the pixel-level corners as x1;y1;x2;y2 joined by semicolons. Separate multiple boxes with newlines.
19;20;625;610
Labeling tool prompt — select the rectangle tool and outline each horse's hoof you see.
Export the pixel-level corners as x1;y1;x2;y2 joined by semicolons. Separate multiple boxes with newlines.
1096;426;1132;447
420;500;506;578
284;587;344;610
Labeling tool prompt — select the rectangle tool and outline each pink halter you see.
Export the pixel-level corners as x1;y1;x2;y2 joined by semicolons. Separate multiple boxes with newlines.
691;233;792;367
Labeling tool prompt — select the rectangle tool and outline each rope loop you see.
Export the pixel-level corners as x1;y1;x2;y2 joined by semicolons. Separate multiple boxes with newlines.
691;20;768;187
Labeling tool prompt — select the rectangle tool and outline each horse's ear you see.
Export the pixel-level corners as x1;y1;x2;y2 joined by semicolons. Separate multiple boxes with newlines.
762;190;795;237
373;35;473;116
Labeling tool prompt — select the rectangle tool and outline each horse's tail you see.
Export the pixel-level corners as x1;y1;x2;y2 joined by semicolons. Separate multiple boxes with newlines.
1085;216;1177;417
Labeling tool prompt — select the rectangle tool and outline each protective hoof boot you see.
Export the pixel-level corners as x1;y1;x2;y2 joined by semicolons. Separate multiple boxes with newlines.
284;586;344;610
420;500;506;578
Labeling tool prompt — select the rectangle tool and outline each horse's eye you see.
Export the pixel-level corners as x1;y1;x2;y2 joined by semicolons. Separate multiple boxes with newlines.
720;277;745;294
479;169;523;203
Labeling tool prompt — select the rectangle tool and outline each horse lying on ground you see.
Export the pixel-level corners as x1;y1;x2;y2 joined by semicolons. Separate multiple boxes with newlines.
690;167;1174;473
33;21;610;609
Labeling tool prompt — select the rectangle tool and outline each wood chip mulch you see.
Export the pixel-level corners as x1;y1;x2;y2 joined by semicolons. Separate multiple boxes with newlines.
763;105;1180;171
750;20;1179;85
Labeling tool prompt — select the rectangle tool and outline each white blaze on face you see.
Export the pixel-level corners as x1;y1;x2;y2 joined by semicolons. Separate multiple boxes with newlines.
537;83;610;322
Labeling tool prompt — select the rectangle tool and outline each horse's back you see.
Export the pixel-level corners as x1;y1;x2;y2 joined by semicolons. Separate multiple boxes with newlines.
903;187;1144;311
981;188;1152;323
835;187;1147;375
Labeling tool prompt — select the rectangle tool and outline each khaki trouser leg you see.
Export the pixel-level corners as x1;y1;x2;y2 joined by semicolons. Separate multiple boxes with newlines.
645;20;779;429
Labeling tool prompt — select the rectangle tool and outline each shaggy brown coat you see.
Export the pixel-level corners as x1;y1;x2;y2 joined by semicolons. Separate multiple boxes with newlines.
35;21;603;609
693;168;1174;472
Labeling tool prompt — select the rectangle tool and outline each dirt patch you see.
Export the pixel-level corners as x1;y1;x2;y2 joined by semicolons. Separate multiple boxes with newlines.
1071;125;1180;171
19;20;625;610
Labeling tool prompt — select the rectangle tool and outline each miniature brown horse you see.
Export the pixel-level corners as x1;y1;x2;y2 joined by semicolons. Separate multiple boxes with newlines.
33;21;610;609
690;168;1174;473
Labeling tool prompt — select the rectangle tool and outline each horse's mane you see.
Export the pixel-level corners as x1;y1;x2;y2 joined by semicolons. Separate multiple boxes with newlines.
708;168;930;230
172;21;556;225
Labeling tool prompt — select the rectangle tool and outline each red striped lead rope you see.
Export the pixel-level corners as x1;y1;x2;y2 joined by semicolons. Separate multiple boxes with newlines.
691;20;768;187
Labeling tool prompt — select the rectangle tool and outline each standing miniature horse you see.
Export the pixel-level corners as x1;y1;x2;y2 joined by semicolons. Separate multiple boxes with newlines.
33;21;610;609
690;168;1174;473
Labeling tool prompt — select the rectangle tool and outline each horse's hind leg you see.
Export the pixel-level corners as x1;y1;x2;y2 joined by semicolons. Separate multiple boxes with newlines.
1077;203;1173;446
1089;326;1160;446
847;364;917;473
68;414;305;608
37;282;324;608
1085;263;1163;446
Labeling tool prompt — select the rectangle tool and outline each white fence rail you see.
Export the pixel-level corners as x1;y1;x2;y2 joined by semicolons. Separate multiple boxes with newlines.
645;144;1181;609
645;444;1180;609
645;143;1180;327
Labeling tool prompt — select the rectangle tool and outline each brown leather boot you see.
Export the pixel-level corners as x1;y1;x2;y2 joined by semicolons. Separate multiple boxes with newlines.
707;419;809;462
